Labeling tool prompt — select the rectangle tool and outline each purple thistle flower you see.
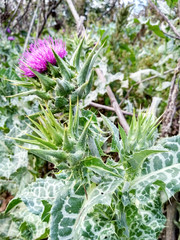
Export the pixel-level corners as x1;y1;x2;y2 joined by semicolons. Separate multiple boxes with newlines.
6;28;11;33
8;36;15;41
19;36;67;77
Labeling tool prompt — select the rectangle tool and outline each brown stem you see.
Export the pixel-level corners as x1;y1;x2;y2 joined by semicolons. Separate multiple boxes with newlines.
97;0;118;21
12;0;32;29
23;0;40;52
7;0;23;29
165;194;178;240
96;69;130;134
89;102;133;116
38;0;62;37
148;0;180;39
161;60;180;137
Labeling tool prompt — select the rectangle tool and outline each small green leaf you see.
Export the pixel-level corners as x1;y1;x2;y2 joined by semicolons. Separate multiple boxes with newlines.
30;68;56;91
28;149;67;164
101;114;121;153
41;200;52;223
82;156;123;178
77;42;99;85
56;78;75;96
26;134;57;149
71;81;89;103
128;148;166;169
7;79;34;87
68;97;73;135
5;198;22;213
70;37;84;71
73;98;79;136
52;49;73;81
7;90;51;100
47;62;60;77
63;127;73;152
78;115;93;149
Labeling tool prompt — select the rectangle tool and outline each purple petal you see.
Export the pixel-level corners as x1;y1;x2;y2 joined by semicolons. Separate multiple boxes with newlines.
19;36;67;77
8;36;15;41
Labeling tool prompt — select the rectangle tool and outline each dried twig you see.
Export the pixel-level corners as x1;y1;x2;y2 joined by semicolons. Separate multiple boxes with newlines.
97;0;118;21
7;0;23;29
12;0;31;29
165;194;179;240
161;60;180;137
96;69;130;133
89;102;133;116
148;0;180;39
120;69;174;106
38;0;62;37
23;0;39;53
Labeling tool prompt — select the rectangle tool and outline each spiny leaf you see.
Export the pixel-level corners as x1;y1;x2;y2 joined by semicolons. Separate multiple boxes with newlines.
42;120;63;146
78;115;93;149
28;116;51;141
73;98;79;136
52;49;72;81
63;127;73;152
29;68;56;91
27;134;58;149
78;42;104;86
128;148;167;169
28;149;66;164
68;97;73;135
82;156;123;178
7;90;51;100
40;105;64;137
70;37;84;70
42;105;64;136
8;136;53;149
56;78;75;96
119;124;128;150
7;79;34;87
77;42;99;85
101;114;121;153
71;81;89;103
47;62;60;77
26;122;46;140
31;149;67;161
84;69;94;96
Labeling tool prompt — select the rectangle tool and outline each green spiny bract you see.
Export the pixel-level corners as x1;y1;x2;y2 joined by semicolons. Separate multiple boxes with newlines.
13;100;104;177
119;111;163;179
11;38;103;111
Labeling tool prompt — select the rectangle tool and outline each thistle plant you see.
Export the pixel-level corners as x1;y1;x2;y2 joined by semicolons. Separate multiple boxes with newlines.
6;108;180;240
3;35;180;240
13;99;105;180
11;37;102;111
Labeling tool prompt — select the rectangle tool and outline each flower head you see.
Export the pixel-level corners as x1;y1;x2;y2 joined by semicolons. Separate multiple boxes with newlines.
19;36;67;77
8;36;15;41
6;28;11;33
